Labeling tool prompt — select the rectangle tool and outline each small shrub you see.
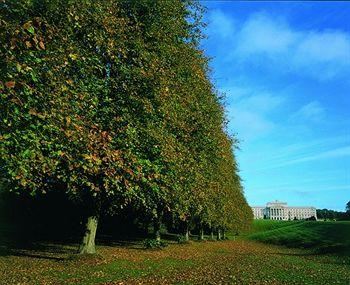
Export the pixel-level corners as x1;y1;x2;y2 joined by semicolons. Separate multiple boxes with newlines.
143;239;168;249
177;235;189;244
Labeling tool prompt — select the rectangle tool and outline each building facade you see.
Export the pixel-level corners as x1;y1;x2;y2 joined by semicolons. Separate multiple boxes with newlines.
251;200;317;220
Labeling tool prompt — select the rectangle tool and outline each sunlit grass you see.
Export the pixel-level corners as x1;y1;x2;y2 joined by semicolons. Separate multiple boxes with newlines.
246;220;350;254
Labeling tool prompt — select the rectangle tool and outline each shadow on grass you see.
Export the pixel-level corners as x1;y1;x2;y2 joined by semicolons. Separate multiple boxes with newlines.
269;251;317;257
0;232;176;260
0;237;78;260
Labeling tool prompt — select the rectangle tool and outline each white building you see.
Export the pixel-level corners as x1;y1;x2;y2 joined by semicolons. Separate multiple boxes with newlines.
251;200;317;220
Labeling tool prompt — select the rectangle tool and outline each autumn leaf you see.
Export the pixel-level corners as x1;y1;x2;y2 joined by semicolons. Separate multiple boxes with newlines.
69;53;78;60
66;79;73;85
0;0;252;256
5;81;15;88
22;21;35;34
22;21;32;30
29;109;38;116
39;41;45;50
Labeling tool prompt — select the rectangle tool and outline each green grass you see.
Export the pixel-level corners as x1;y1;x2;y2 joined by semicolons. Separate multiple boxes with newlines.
246;220;350;254
1;237;349;284
248;219;304;234
50;256;197;284
1;219;349;284
237;252;350;285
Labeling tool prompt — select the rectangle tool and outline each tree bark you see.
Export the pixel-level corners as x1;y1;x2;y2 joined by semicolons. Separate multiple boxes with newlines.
198;227;204;241
222;229;226;240
210;228;214;240
184;224;189;242
154;220;161;242
217;228;221;241
79;216;98;254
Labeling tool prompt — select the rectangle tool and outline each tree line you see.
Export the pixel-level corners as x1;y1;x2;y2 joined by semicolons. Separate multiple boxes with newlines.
317;202;350;221
0;0;253;253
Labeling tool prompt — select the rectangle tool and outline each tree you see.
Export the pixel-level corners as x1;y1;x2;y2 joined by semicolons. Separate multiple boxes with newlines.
1;0;253;253
0;0;177;253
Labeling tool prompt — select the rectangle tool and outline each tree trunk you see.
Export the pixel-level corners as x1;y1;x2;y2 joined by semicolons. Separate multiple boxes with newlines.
79;216;98;254
184;224;189;242
154;220;161;242
222;229;226;240
217;228;221;241
210;228;214;240
198;227;204;241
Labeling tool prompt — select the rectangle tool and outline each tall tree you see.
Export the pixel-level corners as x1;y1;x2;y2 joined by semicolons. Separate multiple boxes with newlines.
1;0;253;253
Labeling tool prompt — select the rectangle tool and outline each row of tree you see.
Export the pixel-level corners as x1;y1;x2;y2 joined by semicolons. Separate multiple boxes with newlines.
317;202;350;221
0;0;253;253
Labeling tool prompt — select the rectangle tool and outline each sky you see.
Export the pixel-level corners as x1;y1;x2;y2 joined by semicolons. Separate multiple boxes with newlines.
201;1;350;211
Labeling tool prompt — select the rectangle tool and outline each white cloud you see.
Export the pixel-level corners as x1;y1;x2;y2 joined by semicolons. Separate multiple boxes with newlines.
225;86;285;141
207;9;235;39
236;13;296;55
228;108;275;140
295;31;350;64
236;92;285;113
232;13;350;80
293;31;350;80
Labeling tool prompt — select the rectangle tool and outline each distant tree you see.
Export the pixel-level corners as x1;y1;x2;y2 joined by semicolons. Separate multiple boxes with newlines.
317;208;349;221
306;216;316;221
346;201;350;213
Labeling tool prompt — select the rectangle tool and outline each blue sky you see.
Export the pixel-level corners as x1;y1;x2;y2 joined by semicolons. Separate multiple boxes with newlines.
201;1;350;211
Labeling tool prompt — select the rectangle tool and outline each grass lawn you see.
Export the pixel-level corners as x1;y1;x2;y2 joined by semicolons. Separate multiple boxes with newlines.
1;220;349;284
245;220;350;254
0;238;349;284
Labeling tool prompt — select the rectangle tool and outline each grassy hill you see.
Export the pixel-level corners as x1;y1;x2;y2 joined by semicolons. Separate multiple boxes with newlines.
246;220;350;254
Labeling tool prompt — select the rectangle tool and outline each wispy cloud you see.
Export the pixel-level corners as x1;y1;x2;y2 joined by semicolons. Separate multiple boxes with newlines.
239;134;350;176
225;85;286;141
253;184;350;194
236;92;285;113
254;145;350;171
207;9;235;39
291;101;325;122
275;136;350;156
284;145;350;165
228;108;276;140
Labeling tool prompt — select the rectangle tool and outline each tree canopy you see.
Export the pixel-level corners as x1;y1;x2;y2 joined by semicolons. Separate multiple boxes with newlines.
0;0;253;253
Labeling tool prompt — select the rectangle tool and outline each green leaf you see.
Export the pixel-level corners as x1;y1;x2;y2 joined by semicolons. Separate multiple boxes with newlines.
27;26;35;34
22;149;32;158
